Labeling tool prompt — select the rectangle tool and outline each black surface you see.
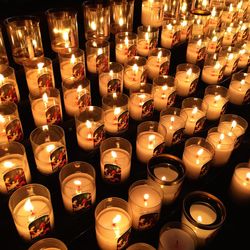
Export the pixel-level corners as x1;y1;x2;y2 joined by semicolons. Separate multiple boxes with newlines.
0;1;250;250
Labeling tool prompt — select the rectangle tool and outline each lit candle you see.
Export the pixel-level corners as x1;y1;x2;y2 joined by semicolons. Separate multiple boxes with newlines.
180;20;190;42
221;3;237;24
161;23;180;49
127;242;156;250
222;26;237;46
238;46;249;69
186;39;206;64
124;64;145;91
137;31;151;57
201;61;224;85
223;50;239;76
0;73;19;103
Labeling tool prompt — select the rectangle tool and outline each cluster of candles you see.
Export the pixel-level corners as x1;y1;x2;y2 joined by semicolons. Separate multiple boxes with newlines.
0;0;249;249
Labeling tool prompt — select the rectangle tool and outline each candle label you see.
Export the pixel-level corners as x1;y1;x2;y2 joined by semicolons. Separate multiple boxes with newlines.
127;45;137;59
232;59;239;73
5;118;23;142
167;91;176;106
78;93;91;112
142;99;154;119
46;105;62;125
3;168;27;192
153;142;165;156
107;79;121;93
197;47;206;61
189;78;198;94
172;31;180;47
186;25;192;40
194;116;206;133
138;213;159;230
28;214;51;240
96;54;109;74
72;63;85;79
149;38;158;50
200;160;211;177
104;164;121;183
235;134;244;148
72;192;92;212
140;70;147;83
172;128;184;144
159;61;169;76
118;110;129;131
50;146;67;172
37;73;53;89
216;37;222;52
0;83;18;103
117;227;131;250
243;89;250;104
232;33;238;45
218;66;225;82
220;102;228;115
93;124;105;147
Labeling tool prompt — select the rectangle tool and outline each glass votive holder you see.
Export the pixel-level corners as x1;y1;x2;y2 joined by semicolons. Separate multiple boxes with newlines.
158;221;197;250
146;47;171;80
147;154;185;205
229;162;250;205
163;0;180;20
30;125;68;175
161;20;181;49
206;127;235;166
8;183;54;241
46;8;78;53
62;77;91;117
95;197;132;250
4;16;44;65
0;102;23;143
0;27;9;65
0;65;20;103
237;43;250;69
181;191;226;247
115;31;137;65
180;97;207;136
137;26;159;57
30;88;63;127
202;85;229;121
190;16;208;37
186;35;207;64
236;21;250;44
83;1;110;40
110;0;135;34
201;53;225;85
59;161;96;213
136;121;166;164
221;3;237;25
58;48;86;84
129;83;154;121
221;25;238;47
159;107;187;147
190;0;211;15
179;18;193;42
152;75;176;111
206;7;223;31
206;29;223;55
128;179;163;230
228;72;250;105
23;57;55;96
103;93;129;135
86;38;110;74
124;56;147;91
218;114;248;148
182;137;214;180
141;0;164;28
0;141;31;194
100;137;132;184
99;62;124;97
127;242;155;250
175;63;200;97
75;106;105;151
28;238;67;250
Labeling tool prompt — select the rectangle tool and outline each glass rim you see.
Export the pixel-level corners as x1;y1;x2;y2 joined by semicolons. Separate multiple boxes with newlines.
4;15;40;25
28;238;67;250
85;38;109;48
23;57;52;68
29;87;60;100
82;1;110;8
45;7;77;16
234;163;250;182
100;136;132;152
137;25;159;33
75;106;104;122
0;101;18;113
0;140;26;155
184;136;215;154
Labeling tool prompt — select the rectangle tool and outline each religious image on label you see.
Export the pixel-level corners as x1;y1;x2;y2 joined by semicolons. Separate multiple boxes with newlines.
94;125;105;147
138;213;159;230
142;99;154;118
6;118;23;142
153;142;165;156
46;105;62;125
167;91;176;106
194;117;205;133
4;168;27;192
78;93;91;112
0;83;18;103
72;63;85;79
159;61;169;76
108;79;121;93
96;54;109;73
50;146;67;171
72;192;92;212
104;164;121;183
38;74;53;89
118;111;129;131
172;128;184;145
117;228;131;250
149;38;158;50
127;45;137;59
29;215;51;240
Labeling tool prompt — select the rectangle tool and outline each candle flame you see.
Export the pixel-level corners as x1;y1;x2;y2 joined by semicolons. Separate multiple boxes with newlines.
192;107;198;115
181;20;187;27
37;62;44;71
237;1;242;10
144;193;149;201
181;2;187;12
219;133;225;142
125;36;129;47
145;32;149;41
227;53;234;61
170;116;175;123
70;54;76;64
162;85;168;91
0;114;5;123
86;120;92;129
24;198;34;212
109;70;113;78
46;144;56;153
202;0;208;7
63;31;69;42
197;39;202;47
239;49;246;55
77;85;83;95
3;161;14;168
111;150;117;159
114;107;121;116
32;39;37;48
112;214;121;226
211;7;216;17
42;125;49;131
229;3;233;12
0;74;4;83
197;215;202;222
187;68;192;77
157;51;162;61
161;176;167;181
214;95;221;102
90;21;97;31
148;135;156;150
42;93;48;104
132;64;139;74
231;120;237;129
118;18;124;27
214;61;221;70
197;148;204;156
212;36;218;42
167;23;173;31
246;172;250;181
240;80;245;86
97;48;103;56
74;180;81;186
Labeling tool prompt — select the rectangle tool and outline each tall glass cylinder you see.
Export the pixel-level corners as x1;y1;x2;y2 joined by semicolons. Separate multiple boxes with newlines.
0;27;9;65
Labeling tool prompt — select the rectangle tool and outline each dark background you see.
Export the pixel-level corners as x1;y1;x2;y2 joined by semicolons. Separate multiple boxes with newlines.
0;0;250;250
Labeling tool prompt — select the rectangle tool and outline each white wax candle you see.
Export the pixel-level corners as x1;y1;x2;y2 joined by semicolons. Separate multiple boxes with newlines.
34;142;67;175
218;121;245;138
87;55;98;74
206;132;234;166
141;2;163;27
222;32;236;46
153;86;175;111
183;145;213;179
31;97;62;127
129;93;154;121
175;70;198;96
77;122;104;151
104;108;129;134
203;95;228;120
182;203;217;246
186;42;206;64
161;28;179;49
12;196;54;241
220;56;238;76
101;148;131;183
230;167;250;202
0;154;31;194
228;80;250;105
158;228;196;250
159;115;185;146
124;67;144;91
136;132;164;164
137;39;150;57
181;108;205;135
99;74;122;97
201;64;224;85
147;56;169;80
129;184;162;229
96;207;131;250
60;61;85;82
61;172;96;212
87;53;108;74
116;44;136;64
